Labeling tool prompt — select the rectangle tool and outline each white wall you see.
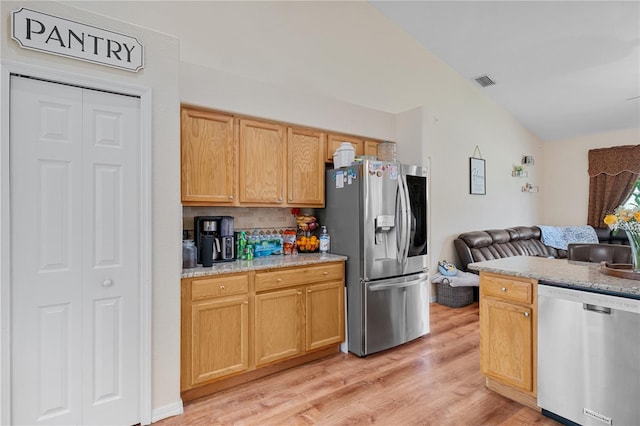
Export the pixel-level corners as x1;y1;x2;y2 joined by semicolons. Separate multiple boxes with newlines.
0;1;182;422
542;128;640;226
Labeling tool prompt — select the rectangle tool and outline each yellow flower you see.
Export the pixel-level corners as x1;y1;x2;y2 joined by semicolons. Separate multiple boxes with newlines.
604;214;618;225
635;211;640;222
619;209;633;221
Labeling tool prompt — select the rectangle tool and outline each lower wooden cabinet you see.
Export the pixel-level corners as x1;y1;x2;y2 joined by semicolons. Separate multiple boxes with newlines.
479;271;538;409
306;281;344;351
190;295;249;385
254;287;303;366
181;261;345;400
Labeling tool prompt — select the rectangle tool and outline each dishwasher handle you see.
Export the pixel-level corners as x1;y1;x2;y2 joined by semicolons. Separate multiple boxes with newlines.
583;303;612;315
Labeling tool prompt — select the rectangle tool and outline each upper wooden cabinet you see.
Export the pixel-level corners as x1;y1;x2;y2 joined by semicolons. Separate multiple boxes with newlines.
238;119;286;205
180;105;394;206
364;140;380;157
287;128;326;207
327;134;364;162
181;107;236;205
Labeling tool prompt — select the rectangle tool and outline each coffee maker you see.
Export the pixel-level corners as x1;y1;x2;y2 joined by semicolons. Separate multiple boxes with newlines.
194;216;235;266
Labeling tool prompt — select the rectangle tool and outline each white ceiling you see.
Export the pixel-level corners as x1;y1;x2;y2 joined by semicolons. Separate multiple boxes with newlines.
370;1;640;141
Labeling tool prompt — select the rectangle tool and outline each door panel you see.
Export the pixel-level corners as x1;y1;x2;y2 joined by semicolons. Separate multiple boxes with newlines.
82;88;140;425
11;76;83;426
38;160;72;271
10;76;140;425
38;303;72;421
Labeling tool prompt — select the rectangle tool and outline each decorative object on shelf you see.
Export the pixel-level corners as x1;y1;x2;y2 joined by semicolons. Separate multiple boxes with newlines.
470;145;486;195
522;183;539;192
604;205;640;272
512;164;528;178
522;155;534;165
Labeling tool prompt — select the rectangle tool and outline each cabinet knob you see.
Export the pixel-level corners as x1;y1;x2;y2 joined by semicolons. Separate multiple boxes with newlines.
220;285;225;290
524;312;529;317
229;195;234;200
279;197;283;201
244;301;248;305
307;289;312;293
501;287;507;292
297;291;302;295
323;271;328;275
276;278;282;282
102;279;113;287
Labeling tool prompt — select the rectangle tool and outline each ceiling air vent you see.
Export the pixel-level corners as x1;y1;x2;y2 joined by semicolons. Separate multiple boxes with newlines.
474;75;496;88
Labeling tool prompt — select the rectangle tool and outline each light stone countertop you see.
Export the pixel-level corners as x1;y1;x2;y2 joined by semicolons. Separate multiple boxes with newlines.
181;253;348;279
468;256;640;299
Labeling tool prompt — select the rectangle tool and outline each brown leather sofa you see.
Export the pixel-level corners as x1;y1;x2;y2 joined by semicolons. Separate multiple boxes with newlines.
454;225;630;271
592;227;631;245
567;243;632;264
454;226;564;271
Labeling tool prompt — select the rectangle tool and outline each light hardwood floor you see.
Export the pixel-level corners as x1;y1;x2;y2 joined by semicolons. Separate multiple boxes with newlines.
158;302;558;425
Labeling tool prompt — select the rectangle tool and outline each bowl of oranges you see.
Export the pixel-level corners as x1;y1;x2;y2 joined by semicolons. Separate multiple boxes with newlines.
296;231;320;253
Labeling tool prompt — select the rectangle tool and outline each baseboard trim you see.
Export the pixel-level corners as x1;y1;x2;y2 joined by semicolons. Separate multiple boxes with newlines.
151;399;184;424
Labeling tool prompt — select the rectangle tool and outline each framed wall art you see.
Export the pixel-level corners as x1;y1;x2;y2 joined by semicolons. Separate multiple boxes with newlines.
470;157;486;195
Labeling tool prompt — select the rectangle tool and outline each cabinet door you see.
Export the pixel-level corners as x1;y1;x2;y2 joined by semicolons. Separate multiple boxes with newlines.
327;134;364;162
239;119;286;204
254;288;303;366
364;140;379;157
480;298;533;392
181;107;235;204
190;295;250;386
287;127;326;206
306;281;345;351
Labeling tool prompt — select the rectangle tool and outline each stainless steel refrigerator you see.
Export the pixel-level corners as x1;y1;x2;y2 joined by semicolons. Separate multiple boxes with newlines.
317;159;429;357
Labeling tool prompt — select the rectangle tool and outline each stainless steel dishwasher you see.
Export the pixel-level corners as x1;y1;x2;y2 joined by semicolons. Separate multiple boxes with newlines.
538;284;640;426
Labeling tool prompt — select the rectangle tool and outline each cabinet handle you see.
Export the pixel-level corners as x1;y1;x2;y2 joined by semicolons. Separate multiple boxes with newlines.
244;301;248;304
524;312;529;317
220;285;225;290
501;287;507;292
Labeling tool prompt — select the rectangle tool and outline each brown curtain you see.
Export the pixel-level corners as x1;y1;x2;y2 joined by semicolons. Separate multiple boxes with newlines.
587;145;640;227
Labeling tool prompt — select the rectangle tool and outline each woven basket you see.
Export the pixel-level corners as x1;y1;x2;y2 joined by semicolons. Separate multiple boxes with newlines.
436;282;474;308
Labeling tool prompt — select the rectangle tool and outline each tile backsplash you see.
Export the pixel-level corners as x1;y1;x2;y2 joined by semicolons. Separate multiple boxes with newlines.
183;206;316;237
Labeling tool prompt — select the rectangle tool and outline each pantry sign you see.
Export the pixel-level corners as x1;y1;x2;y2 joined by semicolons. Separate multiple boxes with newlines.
11;8;144;72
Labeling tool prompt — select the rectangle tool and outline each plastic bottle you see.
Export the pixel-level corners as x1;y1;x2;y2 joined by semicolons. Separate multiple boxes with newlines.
319;226;330;254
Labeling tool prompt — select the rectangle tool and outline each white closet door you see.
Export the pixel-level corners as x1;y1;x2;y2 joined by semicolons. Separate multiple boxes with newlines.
10;76;140;425
81;87;140;425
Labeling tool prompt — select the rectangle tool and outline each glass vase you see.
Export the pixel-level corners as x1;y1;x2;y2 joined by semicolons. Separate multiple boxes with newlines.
628;230;640;272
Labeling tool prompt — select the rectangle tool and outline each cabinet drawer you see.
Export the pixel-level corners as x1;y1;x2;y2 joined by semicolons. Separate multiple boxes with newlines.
481;273;533;304
255;262;344;292
192;274;249;301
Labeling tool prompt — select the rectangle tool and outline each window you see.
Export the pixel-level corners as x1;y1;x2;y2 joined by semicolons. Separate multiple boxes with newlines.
623;179;640;209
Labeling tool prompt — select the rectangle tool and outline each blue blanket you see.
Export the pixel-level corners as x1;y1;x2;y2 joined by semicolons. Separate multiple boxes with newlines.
538;225;599;250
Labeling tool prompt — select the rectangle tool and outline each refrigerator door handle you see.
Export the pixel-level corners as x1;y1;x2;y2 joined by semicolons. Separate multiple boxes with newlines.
397;174;410;265
366;273;428;291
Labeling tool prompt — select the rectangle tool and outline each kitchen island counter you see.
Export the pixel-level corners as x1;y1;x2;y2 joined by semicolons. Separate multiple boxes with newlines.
181;253;347;279
468;255;640;299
